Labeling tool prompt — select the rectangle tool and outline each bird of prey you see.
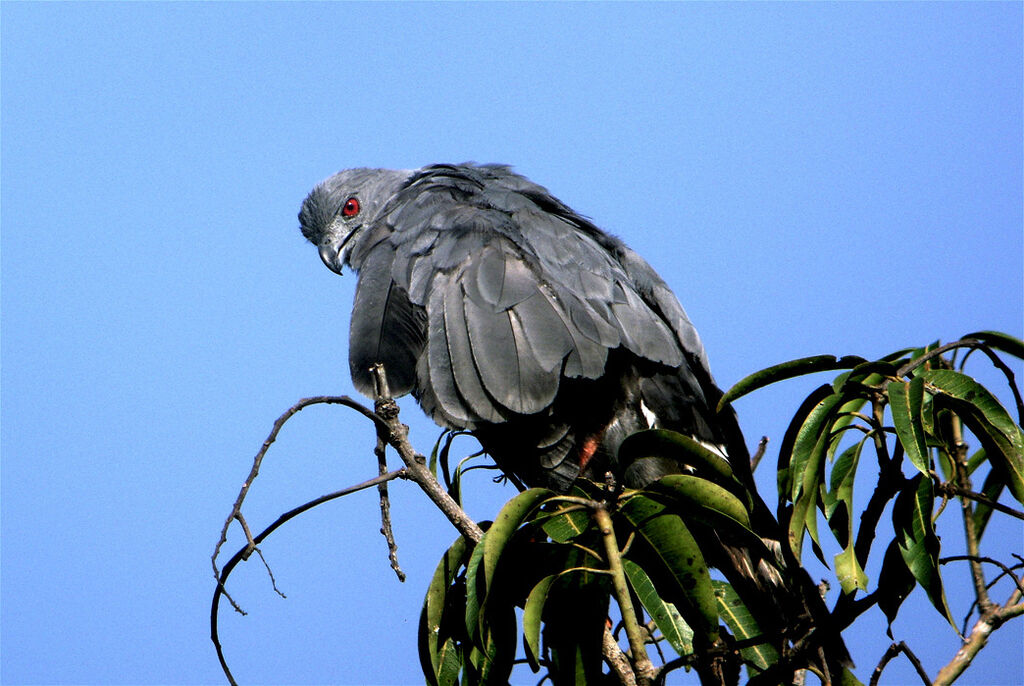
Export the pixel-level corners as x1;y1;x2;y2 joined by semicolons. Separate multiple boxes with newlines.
298;162;748;492
299;163;850;681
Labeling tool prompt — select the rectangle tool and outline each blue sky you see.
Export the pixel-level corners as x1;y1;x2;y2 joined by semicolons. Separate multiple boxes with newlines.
2;3;1021;685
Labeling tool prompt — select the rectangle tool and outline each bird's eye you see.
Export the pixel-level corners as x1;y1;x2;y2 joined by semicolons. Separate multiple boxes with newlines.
342;197;361;218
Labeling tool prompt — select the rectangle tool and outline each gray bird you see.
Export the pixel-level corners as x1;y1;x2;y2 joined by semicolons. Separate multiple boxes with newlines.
298;163;748;492
298;163;851;680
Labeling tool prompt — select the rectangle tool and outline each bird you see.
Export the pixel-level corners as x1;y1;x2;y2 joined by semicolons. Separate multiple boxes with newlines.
298;162;748;493
298;163;851;682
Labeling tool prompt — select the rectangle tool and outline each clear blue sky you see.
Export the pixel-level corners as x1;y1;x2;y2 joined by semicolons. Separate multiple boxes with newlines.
2;3;1021;685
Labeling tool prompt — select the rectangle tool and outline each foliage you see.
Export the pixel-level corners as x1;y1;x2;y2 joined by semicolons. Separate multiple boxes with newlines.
417;333;1024;686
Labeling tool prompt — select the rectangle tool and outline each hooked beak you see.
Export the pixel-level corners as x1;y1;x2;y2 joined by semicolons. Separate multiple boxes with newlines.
318;242;345;275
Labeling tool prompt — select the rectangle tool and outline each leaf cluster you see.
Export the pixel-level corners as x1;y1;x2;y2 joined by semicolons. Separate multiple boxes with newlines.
420;332;1024;686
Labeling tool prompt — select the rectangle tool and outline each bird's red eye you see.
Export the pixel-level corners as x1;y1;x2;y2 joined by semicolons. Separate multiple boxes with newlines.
342;197;360;217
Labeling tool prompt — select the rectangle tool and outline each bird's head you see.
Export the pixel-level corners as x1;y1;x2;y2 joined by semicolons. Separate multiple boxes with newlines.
298;167;411;274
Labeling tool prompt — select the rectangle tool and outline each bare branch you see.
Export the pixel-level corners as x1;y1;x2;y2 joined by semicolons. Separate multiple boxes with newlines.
370;364;484;543
376;432;405;582
869;641;930;686
211;467;407;686
211;395;386;587
750;436;769;473
940;555;1024;597
936;482;1024;521
603;627;637;686
933;589;1024;686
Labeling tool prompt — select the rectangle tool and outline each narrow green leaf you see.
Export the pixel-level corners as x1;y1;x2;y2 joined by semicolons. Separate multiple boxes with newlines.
892;474;954;626
622;559;694;656
827;437;869;593
650;474;752;530
788;392;843;562
464;535;487;645
619;495;719;641
719;354;868;410
778;385;835;494
419;536;471;686
542;570;611;686
889;376;930;474
963;330;1024;360
483;488;553;588
471;605;516;685
711;580;778;672
876;538;916;637
921;369;1024;504
522;574;557;671
972;461;1006;541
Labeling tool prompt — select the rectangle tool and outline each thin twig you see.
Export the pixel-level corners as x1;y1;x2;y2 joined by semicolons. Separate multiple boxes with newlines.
750;436;769;473
211;468;408;686
211;396;386;587
940;555;1024;597
376;432;405;582
951;418;992;613
936;482;1024;521
869;641;930;686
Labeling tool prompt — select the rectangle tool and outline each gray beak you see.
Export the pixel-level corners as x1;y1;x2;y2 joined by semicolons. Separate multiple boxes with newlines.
319;242;345;275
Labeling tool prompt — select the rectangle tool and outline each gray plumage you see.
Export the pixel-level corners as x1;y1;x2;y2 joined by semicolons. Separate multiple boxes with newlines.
299;164;853;677
299;163;745;491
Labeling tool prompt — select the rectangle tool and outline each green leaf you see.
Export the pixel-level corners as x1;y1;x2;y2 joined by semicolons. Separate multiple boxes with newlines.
540;486;595;542
889;376;930;475
419;536;471;686
827;437;870;593
963;330;1024;360
542;569;611;686
833;543;869;596
972;460;1006;541
464;534;487;645
622;559;694;656
787;390;844;562
619;495;719;642
720;354;869;410
522;574;557;671
711;580;778;672
777;384;835;497
892;474;954;626
483;488;553;588
921;369;1024;504
465;602;516;686
876;538;916;637
434;638;462;686
650;474;752;530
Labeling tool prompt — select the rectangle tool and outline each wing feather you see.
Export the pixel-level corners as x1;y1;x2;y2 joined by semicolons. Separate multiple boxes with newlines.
442;277;507;423
348;248;425;397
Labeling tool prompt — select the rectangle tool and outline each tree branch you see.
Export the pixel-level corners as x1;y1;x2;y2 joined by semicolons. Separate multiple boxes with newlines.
370;364;484;544
933;589;1024;686
868;641;930;686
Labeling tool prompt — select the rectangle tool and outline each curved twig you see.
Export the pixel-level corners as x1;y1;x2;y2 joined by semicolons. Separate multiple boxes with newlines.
211;395;387;589
869;641;930;686
211;468;408;685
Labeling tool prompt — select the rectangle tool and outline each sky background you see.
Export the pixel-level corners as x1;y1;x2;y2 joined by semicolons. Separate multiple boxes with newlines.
2;3;1022;685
